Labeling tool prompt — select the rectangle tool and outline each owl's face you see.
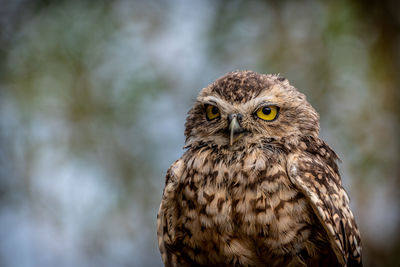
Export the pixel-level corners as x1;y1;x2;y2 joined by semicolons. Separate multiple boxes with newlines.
184;71;320;149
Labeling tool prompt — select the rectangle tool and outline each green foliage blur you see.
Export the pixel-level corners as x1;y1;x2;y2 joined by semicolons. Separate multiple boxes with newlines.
0;0;399;266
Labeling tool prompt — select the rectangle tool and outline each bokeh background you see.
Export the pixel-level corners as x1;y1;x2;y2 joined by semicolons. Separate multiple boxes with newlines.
1;0;399;266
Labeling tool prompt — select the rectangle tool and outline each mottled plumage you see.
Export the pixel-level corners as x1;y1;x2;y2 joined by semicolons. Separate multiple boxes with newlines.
157;71;362;266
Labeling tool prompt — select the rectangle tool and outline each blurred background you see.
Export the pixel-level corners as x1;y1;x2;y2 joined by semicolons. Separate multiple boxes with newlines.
0;0;399;266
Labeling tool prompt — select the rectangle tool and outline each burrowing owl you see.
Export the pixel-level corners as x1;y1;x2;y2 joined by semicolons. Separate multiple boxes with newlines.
157;71;362;266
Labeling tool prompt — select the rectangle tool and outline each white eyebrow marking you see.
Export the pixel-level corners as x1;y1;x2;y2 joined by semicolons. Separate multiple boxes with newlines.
198;96;233;113
243;96;275;108
199;95;222;104
198;95;278;114
239;96;277;113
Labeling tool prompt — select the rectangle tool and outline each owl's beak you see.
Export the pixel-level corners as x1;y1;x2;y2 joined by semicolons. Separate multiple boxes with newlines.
228;114;245;146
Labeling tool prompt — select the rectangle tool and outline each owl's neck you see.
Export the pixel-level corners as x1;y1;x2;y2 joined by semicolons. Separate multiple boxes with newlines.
184;135;303;154
182;140;287;171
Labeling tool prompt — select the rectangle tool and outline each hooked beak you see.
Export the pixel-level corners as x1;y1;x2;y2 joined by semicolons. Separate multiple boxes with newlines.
228;114;245;146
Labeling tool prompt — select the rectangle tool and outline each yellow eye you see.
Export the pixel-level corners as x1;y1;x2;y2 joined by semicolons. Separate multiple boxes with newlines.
205;105;220;120
256;105;279;121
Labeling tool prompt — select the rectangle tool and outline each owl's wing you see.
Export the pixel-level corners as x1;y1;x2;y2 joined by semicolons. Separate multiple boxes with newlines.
157;159;190;267
286;136;362;266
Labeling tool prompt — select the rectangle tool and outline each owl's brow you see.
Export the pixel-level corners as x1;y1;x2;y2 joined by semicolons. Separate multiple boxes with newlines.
241;96;277;111
199;95;278;113
198;96;238;114
198;96;230;108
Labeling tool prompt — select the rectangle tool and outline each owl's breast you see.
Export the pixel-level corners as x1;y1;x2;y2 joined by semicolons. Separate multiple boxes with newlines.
172;148;314;265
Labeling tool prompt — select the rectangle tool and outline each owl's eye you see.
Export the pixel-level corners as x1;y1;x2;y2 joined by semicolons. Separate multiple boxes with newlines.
256;105;279;121
205;105;220;120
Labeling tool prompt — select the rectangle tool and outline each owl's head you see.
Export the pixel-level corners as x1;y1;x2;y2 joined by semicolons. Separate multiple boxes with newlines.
184;71;319;150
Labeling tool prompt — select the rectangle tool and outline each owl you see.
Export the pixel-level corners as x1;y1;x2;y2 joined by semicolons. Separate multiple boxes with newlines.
157;71;362;266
